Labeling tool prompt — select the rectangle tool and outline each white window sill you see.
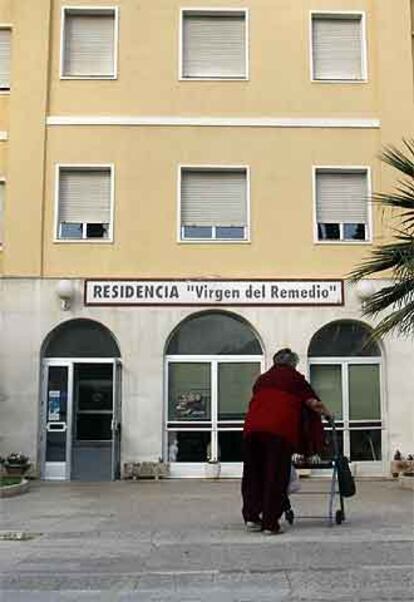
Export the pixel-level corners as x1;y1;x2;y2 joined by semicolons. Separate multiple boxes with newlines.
179;76;248;82
60;75;118;81
53;238;114;244
311;78;368;84
314;240;371;246
178;239;251;244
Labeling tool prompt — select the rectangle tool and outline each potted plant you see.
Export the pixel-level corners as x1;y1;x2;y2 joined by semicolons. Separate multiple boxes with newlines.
4;453;31;477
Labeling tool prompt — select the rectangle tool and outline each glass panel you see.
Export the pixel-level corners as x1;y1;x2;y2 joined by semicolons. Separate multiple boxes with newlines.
215;226;245;239
344;223;366;240
350;429;381;461
218;431;243;462
75;364;113;411
320;428;344;461
167;431;210;462
46;366;68;461
168;363;211;421
218;362;260;420
310;364;343;419
43;319;120;358
60;222;83;239
308;321;381;357
76;414;112;440
318;223;340;240
167;311;262;355
349;364;381;420
86;223;108;238
183;226;212;239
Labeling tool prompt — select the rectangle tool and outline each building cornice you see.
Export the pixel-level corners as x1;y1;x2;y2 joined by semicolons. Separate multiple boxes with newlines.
46;116;381;129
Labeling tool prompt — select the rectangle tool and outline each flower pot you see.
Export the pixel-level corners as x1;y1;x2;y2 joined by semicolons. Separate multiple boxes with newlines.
204;462;221;479
5;464;30;477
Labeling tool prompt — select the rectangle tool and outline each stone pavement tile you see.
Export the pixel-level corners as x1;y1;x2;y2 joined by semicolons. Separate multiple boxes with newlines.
142;540;413;572
1;594;124;602
0;575;136;592
121;594;288;602
212;570;290;595
287;566;414;600
134;573;175;592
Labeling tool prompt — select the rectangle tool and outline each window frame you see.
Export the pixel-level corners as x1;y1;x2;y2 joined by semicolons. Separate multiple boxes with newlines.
307;356;386;465
179;7;249;81
312;165;372;245
60;5;119;80
54;163;115;244
0;25;12;93
177;164;251;244
309;10;368;83
164;354;264;465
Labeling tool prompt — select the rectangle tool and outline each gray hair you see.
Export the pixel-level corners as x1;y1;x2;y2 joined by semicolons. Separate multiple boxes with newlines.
273;348;299;368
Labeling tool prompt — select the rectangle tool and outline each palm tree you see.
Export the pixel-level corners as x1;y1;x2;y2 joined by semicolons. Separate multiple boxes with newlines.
349;139;414;338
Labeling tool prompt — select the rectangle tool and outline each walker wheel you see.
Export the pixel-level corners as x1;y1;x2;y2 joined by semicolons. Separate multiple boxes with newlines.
335;509;345;524
285;509;295;525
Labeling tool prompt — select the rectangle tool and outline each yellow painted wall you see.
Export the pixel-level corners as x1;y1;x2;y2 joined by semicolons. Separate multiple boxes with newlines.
2;0;51;276
43;125;381;278
49;0;379;117
2;0;413;277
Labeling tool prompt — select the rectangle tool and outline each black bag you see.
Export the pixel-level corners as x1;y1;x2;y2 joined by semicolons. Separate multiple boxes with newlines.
336;455;356;498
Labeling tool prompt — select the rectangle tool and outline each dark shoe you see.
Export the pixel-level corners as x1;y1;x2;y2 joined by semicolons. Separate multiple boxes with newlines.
262;524;284;535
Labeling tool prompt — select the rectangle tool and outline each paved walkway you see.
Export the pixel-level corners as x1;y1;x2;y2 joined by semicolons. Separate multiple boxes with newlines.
1;479;413;601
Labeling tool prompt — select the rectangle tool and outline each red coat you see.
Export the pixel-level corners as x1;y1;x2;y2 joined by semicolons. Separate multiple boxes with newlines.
243;365;325;454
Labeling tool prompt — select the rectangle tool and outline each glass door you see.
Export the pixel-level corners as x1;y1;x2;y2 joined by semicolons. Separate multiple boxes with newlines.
71;362;114;481
42;363;72;480
166;356;262;477
111;360;122;479
309;359;383;473
167;361;212;467
217;361;261;469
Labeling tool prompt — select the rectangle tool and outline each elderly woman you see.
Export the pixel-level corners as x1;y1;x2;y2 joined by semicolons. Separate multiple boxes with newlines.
242;348;331;535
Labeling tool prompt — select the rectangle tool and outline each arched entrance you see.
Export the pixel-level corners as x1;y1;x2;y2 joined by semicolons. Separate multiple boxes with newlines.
308;320;384;475
40;319;121;481
164;311;264;478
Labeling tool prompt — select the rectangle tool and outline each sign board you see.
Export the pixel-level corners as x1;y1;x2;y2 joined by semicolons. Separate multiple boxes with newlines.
85;279;343;306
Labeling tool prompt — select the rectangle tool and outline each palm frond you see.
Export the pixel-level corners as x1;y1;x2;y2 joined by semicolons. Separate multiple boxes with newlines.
349;139;414;337
362;299;414;338
362;280;414;315
349;239;414;281
380;139;414;177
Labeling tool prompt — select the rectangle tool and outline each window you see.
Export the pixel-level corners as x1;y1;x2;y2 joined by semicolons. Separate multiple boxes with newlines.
61;8;117;78
311;13;366;81
180;167;248;241
56;166;113;241
315;168;369;242
308;321;382;464
0;181;4;243
181;10;247;79
0;28;11;90
165;312;263;470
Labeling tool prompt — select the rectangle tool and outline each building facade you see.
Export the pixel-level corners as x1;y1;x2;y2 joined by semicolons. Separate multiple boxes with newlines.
0;0;413;480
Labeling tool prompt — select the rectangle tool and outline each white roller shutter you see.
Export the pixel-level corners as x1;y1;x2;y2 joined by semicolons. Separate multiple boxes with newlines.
316;171;368;223
183;13;246;78
181;170;247;226
0;29;11;89
58;169;111;224
63;10;115;76
312;15;363;80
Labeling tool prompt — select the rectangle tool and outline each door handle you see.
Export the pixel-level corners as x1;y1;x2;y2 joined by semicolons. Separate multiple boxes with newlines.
47;422;67;432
